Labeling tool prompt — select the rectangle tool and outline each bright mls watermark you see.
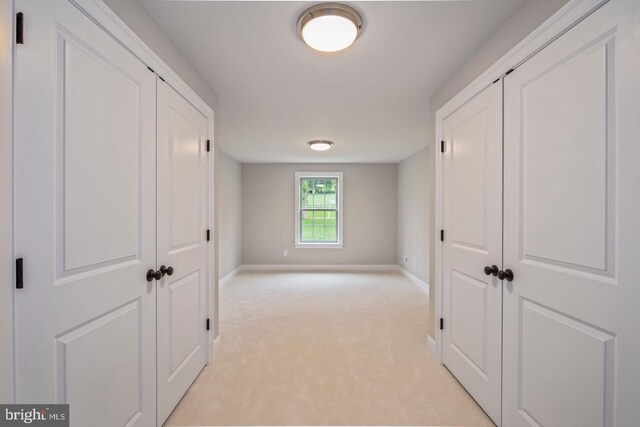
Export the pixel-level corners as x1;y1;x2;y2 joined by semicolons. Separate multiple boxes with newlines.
0;405;68;426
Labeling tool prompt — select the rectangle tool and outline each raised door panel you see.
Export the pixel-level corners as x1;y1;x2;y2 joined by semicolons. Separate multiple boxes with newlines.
14;2;156;426
450;111;489;252
169;109;202;249
169;273;202;376
57;301;143;427
450;271;488;375
60;34;141;275
518;300;615;427
520;39;611;273
503;1;640;425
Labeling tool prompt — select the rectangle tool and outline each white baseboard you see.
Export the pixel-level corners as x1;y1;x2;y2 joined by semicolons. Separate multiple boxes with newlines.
219;266;241;287
427;335;437;357
239;264;398;272
396;266;429;294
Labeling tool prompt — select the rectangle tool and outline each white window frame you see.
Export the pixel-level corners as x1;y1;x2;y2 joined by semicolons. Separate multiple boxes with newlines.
295;172;344;249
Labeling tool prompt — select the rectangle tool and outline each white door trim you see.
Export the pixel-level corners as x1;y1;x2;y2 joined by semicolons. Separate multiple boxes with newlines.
433;0;608;363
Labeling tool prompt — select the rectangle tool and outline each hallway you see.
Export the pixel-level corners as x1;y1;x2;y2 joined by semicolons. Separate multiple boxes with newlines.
165;272;493;426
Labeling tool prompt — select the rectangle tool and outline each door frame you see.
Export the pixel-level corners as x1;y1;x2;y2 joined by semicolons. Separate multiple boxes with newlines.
432;0;608;363
1;0;217;403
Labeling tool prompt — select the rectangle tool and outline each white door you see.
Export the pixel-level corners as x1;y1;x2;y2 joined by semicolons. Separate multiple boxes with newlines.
441;83;503;424
156;80;209;424
14;1;157;426
503;0;640;425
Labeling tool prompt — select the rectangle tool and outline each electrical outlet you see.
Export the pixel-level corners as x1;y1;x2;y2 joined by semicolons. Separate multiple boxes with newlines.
413;257;417;266
283;250;288;257
403;256;409;263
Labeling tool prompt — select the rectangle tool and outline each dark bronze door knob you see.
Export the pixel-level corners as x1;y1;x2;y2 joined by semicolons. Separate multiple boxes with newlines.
484;265;499;276
160;265;174;276
498;269;514;281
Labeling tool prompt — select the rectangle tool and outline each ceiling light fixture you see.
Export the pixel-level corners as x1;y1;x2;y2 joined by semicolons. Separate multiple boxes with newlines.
307;140;334;151
297;3;363;53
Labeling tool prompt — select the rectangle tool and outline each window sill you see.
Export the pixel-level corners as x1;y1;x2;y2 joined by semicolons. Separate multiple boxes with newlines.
294;242;344;249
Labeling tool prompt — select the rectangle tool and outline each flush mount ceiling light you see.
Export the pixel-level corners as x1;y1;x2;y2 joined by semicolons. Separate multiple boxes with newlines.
307;140;334;151
297;3;363;53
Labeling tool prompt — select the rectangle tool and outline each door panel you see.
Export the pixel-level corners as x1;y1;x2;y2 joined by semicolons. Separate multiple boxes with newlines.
14;1;156;426
503;0;640;425
58;301;143;427
450;271;488;373
519;37;609;272
61;36;141;272
518;300;615;427
169;112;202;248
157;81;209;425
442;83;502;425
168;273;202;374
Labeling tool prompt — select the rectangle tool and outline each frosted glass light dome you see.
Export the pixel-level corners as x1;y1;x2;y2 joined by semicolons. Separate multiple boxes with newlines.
308;140;334;151
297;3;363;53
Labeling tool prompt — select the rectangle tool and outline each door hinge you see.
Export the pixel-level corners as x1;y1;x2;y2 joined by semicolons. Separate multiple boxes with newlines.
206;318;210;331
505;68;515;76
206;140;211;152
16;258;24;289
440;229;444;242
16;12;24;45
440;317;444;330
440;140;445;153
206;229;211;242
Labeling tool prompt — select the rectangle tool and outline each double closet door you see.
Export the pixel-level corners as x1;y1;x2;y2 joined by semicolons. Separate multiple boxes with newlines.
441;0;640;425
14;1;210;426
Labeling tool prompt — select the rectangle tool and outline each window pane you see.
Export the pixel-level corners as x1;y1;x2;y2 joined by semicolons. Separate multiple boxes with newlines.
300;178;337;210
301;210;337;242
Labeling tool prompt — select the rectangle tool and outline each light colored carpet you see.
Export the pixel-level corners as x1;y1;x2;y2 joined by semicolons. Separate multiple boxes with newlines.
165;271;494;426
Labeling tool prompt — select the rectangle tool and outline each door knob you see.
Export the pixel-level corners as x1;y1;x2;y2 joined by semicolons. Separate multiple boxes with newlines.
146;269;162;282
160;265;174;276
498;269;514;282
484;265;499;276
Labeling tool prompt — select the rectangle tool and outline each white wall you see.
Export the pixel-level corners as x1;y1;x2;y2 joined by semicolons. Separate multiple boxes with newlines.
216;149;242;279
397;148;429;283
426;0;571;338
242;163;397;266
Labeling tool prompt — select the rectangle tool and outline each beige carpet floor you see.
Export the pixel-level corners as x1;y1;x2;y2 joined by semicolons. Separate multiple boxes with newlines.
165;271;494;426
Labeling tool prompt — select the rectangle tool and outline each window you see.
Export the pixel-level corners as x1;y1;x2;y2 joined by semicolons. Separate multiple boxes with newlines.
295;172;343;248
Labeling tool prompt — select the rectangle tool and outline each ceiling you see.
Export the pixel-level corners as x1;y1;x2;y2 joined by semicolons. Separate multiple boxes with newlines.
140;0;525;163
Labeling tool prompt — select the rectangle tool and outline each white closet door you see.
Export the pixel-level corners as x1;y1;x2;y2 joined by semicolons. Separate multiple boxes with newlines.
503;0;640;425
14;1;157;426
441;83;503;424
156;80;209;425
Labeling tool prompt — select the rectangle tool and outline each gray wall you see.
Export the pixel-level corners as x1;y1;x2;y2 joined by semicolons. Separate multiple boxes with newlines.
397;148;430;282
216;149;242;279
242;163;397;266
426;0;571;338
